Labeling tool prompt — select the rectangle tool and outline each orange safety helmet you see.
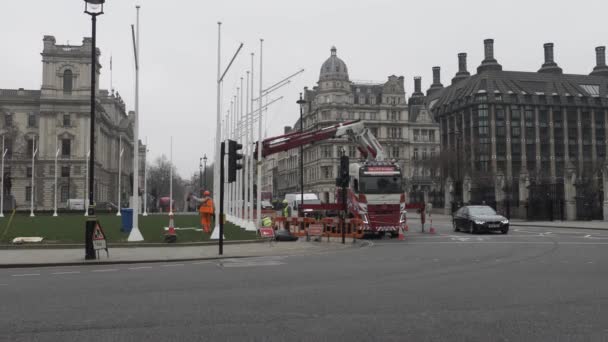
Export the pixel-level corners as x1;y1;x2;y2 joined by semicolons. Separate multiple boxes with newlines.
204;190;210;196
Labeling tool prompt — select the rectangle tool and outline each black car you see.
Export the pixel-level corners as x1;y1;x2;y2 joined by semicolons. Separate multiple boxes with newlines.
453;205;509;234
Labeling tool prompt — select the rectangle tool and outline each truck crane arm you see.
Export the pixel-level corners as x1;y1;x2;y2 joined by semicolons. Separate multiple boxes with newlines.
255;119;386;161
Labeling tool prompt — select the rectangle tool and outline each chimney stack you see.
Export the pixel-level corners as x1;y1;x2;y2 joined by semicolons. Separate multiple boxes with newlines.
452;53;471;84
538;43;562;74
591;46;608;77
477;38;502;73
408;76;424;105
427;67;444;96
414;77;422;94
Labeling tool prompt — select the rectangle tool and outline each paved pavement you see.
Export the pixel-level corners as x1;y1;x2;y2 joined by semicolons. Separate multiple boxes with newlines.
0;240;355;267
1;221;606;341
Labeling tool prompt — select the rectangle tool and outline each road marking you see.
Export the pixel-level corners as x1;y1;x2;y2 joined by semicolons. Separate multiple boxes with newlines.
91;269;118;273
191;261;211;265
128;266;152;270
0;283;8;286
160;263;184;267
52;271;81;275
12;273;40;277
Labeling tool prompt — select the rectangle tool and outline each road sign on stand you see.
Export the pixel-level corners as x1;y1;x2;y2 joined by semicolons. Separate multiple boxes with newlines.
92;221;109;258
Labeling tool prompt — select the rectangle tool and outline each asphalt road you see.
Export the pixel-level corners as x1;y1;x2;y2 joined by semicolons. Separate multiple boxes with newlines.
1;222;607;342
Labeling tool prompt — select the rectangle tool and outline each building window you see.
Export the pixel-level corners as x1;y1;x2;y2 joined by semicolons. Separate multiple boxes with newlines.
26;139;35;158
27;113;36;128
413;148;419;160
422;148;428;160
4;139;12;157
369;112;377;121
63;70;73;94
430;148;436;158
321;111;330;121
321;166;333;179
429;130;436;142
61;166;70;177
390;111;400;121
322;146;332;158
63;114;71;127
61;139;71;157
25;186;32;201
4;113;12;127
389;127;401;138
391;146;400;159
413;129;420;141
348;146;356;158
26;167;32;177
61;186;69;203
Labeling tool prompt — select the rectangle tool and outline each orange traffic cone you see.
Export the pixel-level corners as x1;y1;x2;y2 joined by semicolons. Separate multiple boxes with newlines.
429;214;436;234
398;227;405;240
165;213;177;243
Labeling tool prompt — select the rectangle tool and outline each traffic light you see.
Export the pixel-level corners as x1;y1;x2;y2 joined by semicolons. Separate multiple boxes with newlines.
336;155;349;187
227;139;243;183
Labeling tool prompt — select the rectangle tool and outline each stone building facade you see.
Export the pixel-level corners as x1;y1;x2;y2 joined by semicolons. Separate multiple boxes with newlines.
428;39;608;220
275;47;440;203
0;36;145;211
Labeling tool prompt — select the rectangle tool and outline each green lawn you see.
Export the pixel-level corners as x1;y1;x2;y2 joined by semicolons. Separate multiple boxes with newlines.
0;213;257;244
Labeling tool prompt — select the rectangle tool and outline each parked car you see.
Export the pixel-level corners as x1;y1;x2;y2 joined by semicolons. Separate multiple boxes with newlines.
453;205;509;234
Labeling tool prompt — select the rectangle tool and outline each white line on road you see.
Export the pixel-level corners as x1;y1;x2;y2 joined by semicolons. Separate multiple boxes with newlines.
128;266;153;270
91;269;118;273
191;261;211;265
160;264;184;267
12;273;40;277
51;271;81;275
0;283;8;286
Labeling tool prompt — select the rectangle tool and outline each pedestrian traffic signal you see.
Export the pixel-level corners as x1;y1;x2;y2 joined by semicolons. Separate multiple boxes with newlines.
227;139;243;183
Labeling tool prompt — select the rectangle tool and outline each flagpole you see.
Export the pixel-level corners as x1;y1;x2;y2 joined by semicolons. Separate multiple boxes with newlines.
0;136;5;218
53;137;60;217
128;4;144;241
256;39;263;229
30;136;37;217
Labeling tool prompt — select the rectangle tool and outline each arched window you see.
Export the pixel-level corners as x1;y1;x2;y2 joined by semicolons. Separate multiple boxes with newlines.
63;70;73;94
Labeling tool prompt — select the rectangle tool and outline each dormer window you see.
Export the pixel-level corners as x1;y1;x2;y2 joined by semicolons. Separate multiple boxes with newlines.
63;70;73;94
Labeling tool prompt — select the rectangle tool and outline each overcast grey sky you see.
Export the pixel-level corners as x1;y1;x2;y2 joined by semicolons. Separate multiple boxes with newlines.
1;0;606;178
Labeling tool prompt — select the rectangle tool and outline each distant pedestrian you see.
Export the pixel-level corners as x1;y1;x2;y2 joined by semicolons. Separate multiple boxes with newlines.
191;190;214;233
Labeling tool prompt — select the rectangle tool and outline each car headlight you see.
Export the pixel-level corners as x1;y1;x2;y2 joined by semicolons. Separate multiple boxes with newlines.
501;219;509;224
474;220;485;225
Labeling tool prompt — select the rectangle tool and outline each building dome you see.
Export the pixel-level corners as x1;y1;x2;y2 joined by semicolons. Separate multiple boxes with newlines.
319;46;349;82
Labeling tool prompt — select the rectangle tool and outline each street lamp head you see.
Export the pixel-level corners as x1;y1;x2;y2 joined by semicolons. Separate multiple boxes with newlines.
203;154;208;162
84;0;105;15
296;92;307;105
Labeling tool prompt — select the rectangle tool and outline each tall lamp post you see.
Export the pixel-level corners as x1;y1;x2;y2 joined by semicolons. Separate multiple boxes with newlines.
297;93;306;217
203;154;208;190
199;157;203;192
83;0;104;260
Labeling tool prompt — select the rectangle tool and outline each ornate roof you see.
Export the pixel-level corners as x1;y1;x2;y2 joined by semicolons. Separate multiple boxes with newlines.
319;46;349;82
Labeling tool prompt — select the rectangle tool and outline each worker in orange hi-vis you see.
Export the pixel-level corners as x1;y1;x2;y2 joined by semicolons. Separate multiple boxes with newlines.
191;190;214;233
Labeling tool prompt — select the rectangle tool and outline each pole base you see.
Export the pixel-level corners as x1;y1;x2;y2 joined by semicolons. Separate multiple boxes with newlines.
116;212;121;216
142;212;148;217
127;226;145;242
53;212;58;217
209;225;225;240
0;213;4;218
85;218;96;260
30;212;35;217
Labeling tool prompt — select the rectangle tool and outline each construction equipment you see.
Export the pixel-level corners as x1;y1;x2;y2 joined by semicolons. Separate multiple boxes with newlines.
255;119;409;237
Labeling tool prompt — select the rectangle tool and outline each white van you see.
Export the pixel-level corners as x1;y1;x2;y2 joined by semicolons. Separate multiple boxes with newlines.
284;193;321;217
